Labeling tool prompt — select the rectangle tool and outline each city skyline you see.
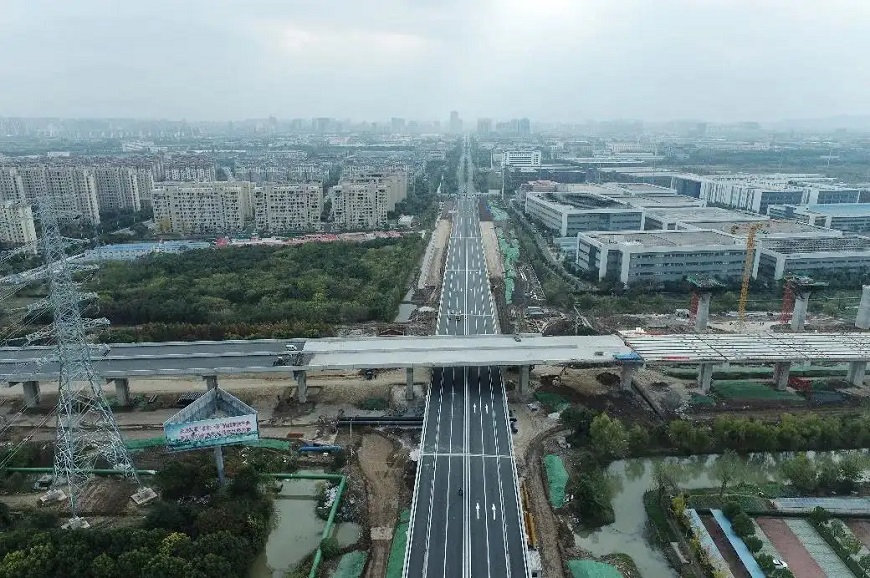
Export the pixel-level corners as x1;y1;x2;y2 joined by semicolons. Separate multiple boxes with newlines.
1;0;868;123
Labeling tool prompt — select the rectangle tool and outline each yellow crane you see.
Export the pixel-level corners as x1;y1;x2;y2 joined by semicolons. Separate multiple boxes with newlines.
736;222;764;326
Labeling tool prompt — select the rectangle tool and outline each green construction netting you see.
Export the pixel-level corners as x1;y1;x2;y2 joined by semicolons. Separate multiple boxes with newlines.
567;560;624;578
332;550;368;578
385;509;411;578
712;380;803;401
543;454;569;508
125;436;291;451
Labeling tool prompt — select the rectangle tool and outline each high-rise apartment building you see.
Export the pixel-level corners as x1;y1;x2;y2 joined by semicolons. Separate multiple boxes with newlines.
0;201;37;251
6;166;100;223
477;118;492;134
93;167;142;212
0;167;26;202
449;111;462;134
253;184;322;233
152;182;253;234
330;181;389;229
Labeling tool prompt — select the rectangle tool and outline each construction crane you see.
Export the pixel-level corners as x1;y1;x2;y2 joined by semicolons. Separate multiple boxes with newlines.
736;222;764;327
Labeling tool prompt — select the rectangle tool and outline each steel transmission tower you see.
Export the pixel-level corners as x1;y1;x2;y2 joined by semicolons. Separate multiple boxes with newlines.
36;195;140;520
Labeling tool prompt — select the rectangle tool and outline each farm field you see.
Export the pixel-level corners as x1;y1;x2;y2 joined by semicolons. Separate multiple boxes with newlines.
755;517;826;578
783;519;853;577
847;519;870;549
701;516;750;578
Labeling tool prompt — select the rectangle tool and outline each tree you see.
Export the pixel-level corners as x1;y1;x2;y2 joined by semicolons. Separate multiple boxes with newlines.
780;453;819;493
589;414;628;461
652;459;686;498
711;450;742;498
568;468;615;528
627;424;650;455
731;513;754;538
90;553;117;578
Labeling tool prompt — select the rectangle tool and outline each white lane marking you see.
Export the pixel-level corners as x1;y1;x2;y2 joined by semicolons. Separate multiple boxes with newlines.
472;402;477;414
484;403;488;414
491;504;496;520
476;502;480;520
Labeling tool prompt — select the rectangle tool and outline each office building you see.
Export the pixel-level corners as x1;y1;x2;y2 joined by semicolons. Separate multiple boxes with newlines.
643;207;768;230
0;201;37;251
499;150;542;168
253;184;323;233
93;167;142;212
576;230;747;285
517;118;531;136
524;191;643;237
477;118;492;134
449;111;462;134
152;182;253;234
699;174;865;215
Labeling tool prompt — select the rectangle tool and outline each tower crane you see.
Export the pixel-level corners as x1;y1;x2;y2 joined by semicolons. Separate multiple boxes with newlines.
736;222;764;327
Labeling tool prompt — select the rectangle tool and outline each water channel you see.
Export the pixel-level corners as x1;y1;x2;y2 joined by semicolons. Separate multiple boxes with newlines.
394;287;417;322
574;450;868;578
249;476;361;578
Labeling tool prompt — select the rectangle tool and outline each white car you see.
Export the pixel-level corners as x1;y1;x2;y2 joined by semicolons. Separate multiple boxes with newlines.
772;559;788;570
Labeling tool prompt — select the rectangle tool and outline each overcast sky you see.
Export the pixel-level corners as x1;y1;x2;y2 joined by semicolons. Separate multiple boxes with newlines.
1;0;868;123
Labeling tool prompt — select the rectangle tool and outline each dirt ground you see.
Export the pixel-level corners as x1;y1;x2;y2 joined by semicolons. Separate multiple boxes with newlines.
480;221;504;279
847;519;870;549
701;515;751;578
756;517;825;578
420;218;452;288
523;427;567;578
357;433;405;578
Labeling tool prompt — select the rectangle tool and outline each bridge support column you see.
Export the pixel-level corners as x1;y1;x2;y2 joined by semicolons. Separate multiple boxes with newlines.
695;292;712;332
203;375;218;390
791;293;810;331
22;380;39;408
620;365;637;391
405;367;415;400
112;378;131;406
774;362;791;390
697;363;714;393
297;371;308;403
519;365;530;394
847;361;867;386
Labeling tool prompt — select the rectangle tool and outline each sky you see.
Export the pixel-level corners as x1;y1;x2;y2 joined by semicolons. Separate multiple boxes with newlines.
1;0;868;123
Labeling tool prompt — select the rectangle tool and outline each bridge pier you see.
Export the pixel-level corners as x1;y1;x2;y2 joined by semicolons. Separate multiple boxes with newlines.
847;361;867;386
695;292;712;332
620;364;637;391
203;375;218;390
774;362;791;390
297;371;308;403
22;380;39;408
697;363;714;393
405;367;415;400
791;293;810;331
519;365;530;394
111;378;130;406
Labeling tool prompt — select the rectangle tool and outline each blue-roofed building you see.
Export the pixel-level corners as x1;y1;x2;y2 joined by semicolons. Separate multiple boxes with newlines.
78;240;212;262
768;203;870;234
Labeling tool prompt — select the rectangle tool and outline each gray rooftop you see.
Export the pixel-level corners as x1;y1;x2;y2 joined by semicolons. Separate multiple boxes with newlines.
584;229;743;248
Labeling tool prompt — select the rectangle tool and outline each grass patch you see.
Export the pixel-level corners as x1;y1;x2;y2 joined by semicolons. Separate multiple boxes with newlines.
357;397;390;411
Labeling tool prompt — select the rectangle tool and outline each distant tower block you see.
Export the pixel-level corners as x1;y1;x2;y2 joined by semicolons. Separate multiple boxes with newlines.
686;275;726;332
857;285;870;330
785;276;828;332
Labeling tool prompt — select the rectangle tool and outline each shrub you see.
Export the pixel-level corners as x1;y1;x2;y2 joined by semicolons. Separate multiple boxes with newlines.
731;512;755;538
757;553;775;573
320;536;340;560
744;535;763;554
722;501;742;521
809;506;830;524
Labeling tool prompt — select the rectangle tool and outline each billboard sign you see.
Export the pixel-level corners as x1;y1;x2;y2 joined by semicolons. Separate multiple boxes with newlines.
164;414;259;452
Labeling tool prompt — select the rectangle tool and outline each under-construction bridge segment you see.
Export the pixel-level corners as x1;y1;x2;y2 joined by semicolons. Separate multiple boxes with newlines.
624;331;870;391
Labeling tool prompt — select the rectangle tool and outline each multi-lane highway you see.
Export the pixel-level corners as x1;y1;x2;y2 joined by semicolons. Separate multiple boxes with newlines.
405;143;528;577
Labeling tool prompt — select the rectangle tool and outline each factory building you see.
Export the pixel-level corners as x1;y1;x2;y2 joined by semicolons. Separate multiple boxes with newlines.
768;204;870;234
524;191;643;237
755;236;870;281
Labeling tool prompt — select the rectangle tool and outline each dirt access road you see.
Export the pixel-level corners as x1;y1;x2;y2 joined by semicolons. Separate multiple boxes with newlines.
358;433;403;578
525;427;567;578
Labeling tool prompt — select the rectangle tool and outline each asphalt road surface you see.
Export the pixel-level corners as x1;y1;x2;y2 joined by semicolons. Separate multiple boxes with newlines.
405;143;528;577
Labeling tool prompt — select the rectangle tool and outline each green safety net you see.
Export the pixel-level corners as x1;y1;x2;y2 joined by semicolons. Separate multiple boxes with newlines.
566;560;624;578
543;454;569;508
332;550;368;578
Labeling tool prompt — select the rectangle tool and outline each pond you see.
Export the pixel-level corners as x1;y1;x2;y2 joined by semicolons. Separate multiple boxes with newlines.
574;450;869;578
249;477;361;578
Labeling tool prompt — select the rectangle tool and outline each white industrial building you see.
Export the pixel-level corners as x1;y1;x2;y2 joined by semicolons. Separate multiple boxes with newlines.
253;184;322;233
768;204;870;234
699;174;866;215
576;229;747;285
524;191;643;236
755;236;870;281
643;207;767;230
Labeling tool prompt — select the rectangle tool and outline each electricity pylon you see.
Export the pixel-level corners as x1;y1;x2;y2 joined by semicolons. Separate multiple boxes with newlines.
35;195;140;520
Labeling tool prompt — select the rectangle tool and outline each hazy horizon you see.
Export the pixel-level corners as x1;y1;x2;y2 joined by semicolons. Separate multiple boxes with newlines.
2;0;868;123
